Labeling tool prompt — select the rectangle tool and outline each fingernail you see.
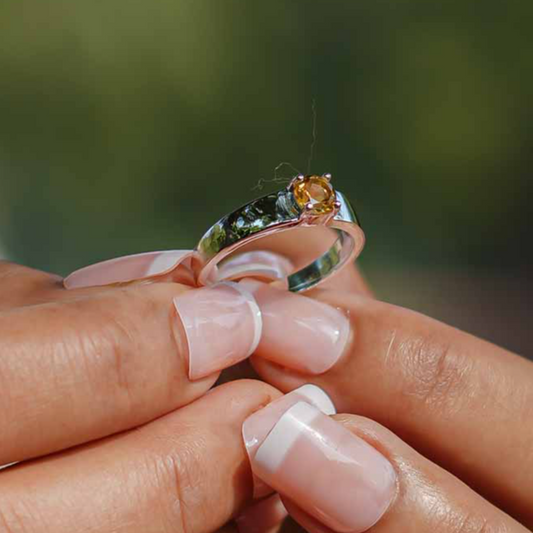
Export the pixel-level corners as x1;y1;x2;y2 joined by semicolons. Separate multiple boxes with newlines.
174;282;262;380
240;280;351;374
216;251;293;284
243;384;335;498
249;402;397;533
236;494;288;533
64;250;195;289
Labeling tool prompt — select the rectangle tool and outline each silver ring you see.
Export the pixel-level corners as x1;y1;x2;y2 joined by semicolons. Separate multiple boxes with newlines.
195;174;365;292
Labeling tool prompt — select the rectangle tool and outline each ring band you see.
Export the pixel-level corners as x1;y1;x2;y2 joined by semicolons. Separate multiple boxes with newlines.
195;174;365;292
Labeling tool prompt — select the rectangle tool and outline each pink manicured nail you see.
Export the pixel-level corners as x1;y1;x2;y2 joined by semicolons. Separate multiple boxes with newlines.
240;280;351;374
64;250;196;289
243;384;336;498
248;402;397;533
173;282;262;380
236;494;288;533
216;251;293;284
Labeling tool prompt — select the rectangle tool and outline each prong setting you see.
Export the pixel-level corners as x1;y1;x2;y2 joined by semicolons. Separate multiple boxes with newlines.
288;174;306;191
290;174;337;217
196;170;364;294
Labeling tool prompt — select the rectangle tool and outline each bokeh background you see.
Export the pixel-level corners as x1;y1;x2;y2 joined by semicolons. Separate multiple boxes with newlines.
0;0;531;359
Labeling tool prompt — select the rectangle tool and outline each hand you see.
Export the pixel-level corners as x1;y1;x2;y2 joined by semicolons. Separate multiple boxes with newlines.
0;254;271;532
240;275;533;532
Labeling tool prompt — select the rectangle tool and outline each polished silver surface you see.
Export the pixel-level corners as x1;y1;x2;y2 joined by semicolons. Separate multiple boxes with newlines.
196;181;365;292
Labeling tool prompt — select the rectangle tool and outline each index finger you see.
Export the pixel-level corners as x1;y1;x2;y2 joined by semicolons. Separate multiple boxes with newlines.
0;250;196;311
250;287;533;526
0;280;262;464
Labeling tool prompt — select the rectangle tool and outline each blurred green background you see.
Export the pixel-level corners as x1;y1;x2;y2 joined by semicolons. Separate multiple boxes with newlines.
0;0;531;356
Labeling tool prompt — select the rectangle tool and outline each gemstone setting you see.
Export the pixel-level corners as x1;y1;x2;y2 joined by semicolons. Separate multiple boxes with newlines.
291;175;337;215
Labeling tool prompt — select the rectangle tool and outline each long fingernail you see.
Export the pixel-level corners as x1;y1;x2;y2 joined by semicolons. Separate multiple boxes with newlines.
216;251;293;284
64;250;195;289
240;280;351;374
248;402;397;533
243;384;335;498
236;494;288;533
174;282;262;380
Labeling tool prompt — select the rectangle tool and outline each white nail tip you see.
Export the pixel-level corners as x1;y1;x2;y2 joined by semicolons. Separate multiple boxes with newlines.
255;402;321;473
64;249;194;289
218;282;263;356
295;384;336;415
144;251;192;276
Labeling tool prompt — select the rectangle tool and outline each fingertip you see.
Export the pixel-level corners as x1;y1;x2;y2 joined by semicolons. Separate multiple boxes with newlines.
249;403;397;532
242;283;353;375
242;384;337;498
206;379;283;412
173;283;263;381
64;250;196;289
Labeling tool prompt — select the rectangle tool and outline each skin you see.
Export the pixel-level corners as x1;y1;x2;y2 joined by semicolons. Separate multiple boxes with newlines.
0;239;531;532
251;273;533;530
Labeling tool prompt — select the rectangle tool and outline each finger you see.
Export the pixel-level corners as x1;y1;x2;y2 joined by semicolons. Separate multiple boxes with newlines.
215;228;372;387
0;281;261;464
242;384;336;498
243;403;527;533
0;250;197;311
0;380;281;533
240;280;352;375
63;250;197;289
0;260;63;310
235;494;288;533
249;286;533;525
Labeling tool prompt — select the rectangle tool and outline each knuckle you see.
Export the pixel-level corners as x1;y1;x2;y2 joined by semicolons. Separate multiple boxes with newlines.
394;332;473;413
424;493;511;533
143;433;209;533
0;262;55;285
71;289;159;411
453;513;510;533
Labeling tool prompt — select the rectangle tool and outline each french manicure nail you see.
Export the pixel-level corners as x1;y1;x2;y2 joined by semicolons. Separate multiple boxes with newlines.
235;494;288;533
240;280;351;374
173;282;262;380
243;384;336;498
248;402;397;533
216;251;293;284
64;250;195;289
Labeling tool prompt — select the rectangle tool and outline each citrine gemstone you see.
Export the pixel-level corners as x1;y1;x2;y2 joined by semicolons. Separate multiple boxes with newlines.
292;175;336;215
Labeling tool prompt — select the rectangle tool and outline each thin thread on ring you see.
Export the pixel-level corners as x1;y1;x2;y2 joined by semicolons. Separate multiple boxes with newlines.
307;98;317;173
252;99;318;192
252;162;301;192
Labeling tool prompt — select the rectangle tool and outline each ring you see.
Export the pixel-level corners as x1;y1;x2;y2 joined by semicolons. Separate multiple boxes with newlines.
195;174;365;292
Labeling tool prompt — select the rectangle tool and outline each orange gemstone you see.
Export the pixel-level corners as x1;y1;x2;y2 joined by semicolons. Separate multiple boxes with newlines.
292;175;336;215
